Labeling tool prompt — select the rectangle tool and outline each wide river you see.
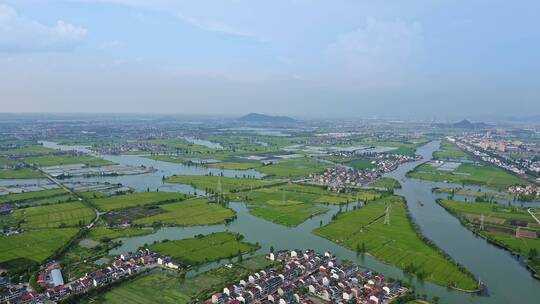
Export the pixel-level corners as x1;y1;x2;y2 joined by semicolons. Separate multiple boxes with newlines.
42;141;540;303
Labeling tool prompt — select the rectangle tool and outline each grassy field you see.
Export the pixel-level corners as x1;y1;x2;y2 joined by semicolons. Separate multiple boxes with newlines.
91;192;190;211
234;183;381;226
134;199;235;226
0;145;57;157
0;168;43;179
433;188;513;201
16;194;79;207
87;227;154;241
257;157;331;178
0;188;67;204
314;195;478;290
150;232;258;265
250;203;328;226
433;141;471;160
0;228;79;263
438;199;540;275
23;155;114;167
164;175;279;194
206;161;262;170
95;255;273;304
371;178;402;190
346;159;377;170
407;162;528;190
9;201;95;228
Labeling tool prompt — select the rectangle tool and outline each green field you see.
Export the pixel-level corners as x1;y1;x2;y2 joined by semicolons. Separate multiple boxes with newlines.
0;188;68;204
433;188;513;201
257;157;331;178
150;232;258;265
250;203;328;226
438;199;540;275
23;155;114;167
8;201;95;228
16;194;78;207
94;255;272;304
91;192;190;211
346;159;377;170
134;199;235;226
164;175;278;194
407;162;528;190
206;161;262;170
314;195;478;290
0;168;43;179
87;227;154;241
235;183;381;226
0;145;57;157
0;228;79;263
371;178;402;190
433;141;471;160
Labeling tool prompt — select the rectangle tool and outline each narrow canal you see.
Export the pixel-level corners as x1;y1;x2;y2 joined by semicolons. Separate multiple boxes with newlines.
42;141;540;303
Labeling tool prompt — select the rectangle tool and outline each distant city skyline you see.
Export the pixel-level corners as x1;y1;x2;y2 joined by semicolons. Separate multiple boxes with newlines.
1;0;539;118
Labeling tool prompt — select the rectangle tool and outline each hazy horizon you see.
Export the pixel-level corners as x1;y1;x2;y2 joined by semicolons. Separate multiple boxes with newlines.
1;0;539;118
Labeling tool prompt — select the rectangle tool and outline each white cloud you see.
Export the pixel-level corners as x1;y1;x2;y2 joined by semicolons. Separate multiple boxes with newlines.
0;4;87;52
324;18;424;87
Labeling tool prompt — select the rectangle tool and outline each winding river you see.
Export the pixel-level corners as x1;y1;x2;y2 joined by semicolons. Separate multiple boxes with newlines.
42;141;540;303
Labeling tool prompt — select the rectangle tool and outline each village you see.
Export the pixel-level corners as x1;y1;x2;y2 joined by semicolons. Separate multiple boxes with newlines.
208;250;408;304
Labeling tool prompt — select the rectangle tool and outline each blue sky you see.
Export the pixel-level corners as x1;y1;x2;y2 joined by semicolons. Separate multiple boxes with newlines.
1;0;539;119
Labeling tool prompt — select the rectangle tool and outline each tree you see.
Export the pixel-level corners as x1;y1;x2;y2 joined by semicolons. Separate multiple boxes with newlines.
270;245;274;253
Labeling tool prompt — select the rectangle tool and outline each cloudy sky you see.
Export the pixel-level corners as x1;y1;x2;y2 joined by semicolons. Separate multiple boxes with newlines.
0;0;539;119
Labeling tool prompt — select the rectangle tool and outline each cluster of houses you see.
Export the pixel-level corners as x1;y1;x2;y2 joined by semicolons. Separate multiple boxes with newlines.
508;185;540;198
208;250;408;304
1;249;179;304
310;154;415;192
94;142;170;155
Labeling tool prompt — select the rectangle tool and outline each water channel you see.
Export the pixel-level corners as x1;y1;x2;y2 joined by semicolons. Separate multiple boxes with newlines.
42;141;540;303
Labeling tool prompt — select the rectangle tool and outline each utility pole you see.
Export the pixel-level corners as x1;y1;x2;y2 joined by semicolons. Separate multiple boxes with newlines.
384;206;390;225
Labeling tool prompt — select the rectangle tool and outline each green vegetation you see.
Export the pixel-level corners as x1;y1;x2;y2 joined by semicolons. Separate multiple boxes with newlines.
0;145;57;157
87;227;153;241
433;140;470;160
407;162;528;190
206;161;262;170
437;199;540;275
0;188;68;204
7;201;95;228
257;157;331;178
23;154;114;167
371;178;402;190
93;255;273;304
145;155;191;164
359;139;428;156
346;159;377;170
91;192;189;212
0;168;43;179
134;199;235;226
433;187;514;201
0;228;79;263
164;175;279;193
237;183;381;226
150;232;258;265
314;195;478;290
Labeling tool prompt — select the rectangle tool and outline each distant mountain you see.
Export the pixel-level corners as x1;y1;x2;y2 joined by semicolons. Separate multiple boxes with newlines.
434;119;491;129
238;113;296;123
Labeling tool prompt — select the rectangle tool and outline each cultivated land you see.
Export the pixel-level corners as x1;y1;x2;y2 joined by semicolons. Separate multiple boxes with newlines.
0;168;43;179
371;177;402;190
407;162;528;190
358;139;428;156
134;199;235;226
437;199;540;275
236;183;381;226
346;159;377;170
91;192;190;212
0;188;68;204
7;201;95;229
314;195;478;290
433;140;471;160
206;161;262;170
0;145;57;157
433;187;514;201
86;227;154;241
0;228;79;264
257;157;331;178
164;175;279;193
150;232;259;265
93;255;273;304
23;155;114;167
